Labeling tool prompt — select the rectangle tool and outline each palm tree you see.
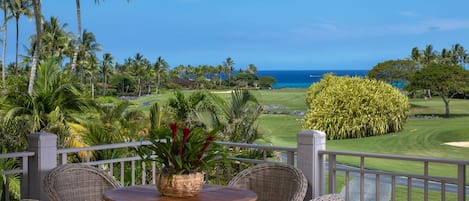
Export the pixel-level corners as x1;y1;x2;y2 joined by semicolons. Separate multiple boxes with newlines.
451;43;467;66
78;29;101;83
246;64;257;74
1;0;11;86
216;64;223;86
77;101;145;160
1;58;95;146
422;44;435;65
131;53;147;96
8;0;32;74
28;0;41;96
167;91;212;124
411;47;421;62
154;56;168;93
84;54;99;99
201;89;262;143
71;0;130;72
41;16;71;59
100;53;114;96
223;57;234;86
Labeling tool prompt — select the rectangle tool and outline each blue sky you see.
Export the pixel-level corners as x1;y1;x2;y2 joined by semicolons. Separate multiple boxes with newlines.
4;0;469;70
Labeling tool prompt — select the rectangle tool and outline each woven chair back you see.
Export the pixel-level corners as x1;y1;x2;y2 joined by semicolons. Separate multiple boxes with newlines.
44;164;120;201
228;163;308;201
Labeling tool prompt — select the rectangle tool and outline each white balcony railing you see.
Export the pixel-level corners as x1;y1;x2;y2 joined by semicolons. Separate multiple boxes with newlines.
1;130;468;201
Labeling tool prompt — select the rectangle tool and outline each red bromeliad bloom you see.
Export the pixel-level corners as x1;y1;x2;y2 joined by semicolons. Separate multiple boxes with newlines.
137;122;223;175
179;127;192;155
169;122;177;141
198;136;216;159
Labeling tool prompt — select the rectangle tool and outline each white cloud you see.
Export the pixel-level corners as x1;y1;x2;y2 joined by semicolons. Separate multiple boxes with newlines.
399;11;418;17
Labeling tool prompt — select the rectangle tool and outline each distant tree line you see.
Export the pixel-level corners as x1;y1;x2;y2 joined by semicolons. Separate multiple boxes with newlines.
368;44;469;116
0;1;277;99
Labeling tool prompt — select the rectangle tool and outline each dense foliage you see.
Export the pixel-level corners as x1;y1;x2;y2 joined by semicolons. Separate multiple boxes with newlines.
367;59;420;88
303;74;409;139
406;63;469;117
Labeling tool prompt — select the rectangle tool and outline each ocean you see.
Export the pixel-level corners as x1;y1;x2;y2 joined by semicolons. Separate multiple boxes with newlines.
257;70;369;89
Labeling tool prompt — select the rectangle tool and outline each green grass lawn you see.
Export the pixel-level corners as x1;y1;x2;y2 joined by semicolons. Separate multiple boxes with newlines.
132;89;469;180
132;89;469;199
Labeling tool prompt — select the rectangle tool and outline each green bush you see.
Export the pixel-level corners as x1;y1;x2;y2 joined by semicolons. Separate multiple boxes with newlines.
303;74;409;139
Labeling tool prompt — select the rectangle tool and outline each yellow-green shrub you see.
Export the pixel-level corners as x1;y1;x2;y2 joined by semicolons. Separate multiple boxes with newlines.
303;74;409;139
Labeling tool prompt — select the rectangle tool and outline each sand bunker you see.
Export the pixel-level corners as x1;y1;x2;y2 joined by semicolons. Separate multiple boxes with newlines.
443;142;469;148
210;90;233;94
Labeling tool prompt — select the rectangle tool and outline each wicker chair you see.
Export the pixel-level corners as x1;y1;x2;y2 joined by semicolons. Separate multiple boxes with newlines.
228;163;308;201
311;194;344;201
44;163;120;201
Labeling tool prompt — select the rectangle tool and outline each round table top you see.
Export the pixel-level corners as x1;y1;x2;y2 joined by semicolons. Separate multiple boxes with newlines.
103;184;257;201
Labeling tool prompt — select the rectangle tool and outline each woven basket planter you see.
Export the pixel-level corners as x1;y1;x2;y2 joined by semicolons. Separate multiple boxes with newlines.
156;172;204;197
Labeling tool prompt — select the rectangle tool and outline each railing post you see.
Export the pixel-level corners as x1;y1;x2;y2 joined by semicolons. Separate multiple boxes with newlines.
297;130;326;200
27;132;57;201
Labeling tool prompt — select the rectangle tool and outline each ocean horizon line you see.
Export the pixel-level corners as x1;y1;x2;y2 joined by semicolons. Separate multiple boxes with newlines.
257;69;370;71
256;69;368;89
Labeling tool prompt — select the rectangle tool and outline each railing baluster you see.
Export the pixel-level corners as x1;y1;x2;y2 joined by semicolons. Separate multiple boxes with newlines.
407;177;412;201
375;174;380;200
21;155;29;199
457;164;466;201
110;162;114;176
86;150;90;162
142;161;146;185
131;160;135;186
360;156;364;201
120;161;125;186
216;168;220;184
286;151;294;166
6;174;10;201
61;153;67;164
441;180;446;201
152;161;156;184
424;161;428;201
328;154;336;194
391;176;396;201
345;171;350;201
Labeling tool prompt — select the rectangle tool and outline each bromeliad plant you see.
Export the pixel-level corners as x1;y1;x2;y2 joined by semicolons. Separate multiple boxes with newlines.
136;122;225;175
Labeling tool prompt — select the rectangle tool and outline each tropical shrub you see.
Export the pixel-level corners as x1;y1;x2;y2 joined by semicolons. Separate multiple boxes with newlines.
303;74;409;139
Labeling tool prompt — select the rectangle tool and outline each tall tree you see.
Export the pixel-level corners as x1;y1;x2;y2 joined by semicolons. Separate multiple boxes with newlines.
78;29;101;83
411;47;421;62
2;58;95;145
41;16;71;59
71;0;130;72
1;0;10;86
422;44;436;64
100;53;114;96
246;64;257;74
153;56;168;93
131;53;147;96
451;43;468;66
223;57;234;86
8;0;32;74
367;59;420;88
406;63;469;117
70;0;82;72
28;0;41;95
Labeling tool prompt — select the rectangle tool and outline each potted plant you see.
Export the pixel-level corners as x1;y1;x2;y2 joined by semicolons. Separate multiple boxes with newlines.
136;122;225;197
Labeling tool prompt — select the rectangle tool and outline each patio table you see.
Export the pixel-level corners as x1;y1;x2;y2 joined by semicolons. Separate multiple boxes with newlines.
103;184;257;201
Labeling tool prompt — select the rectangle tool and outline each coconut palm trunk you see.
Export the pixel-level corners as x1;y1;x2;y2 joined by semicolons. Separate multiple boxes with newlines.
28;0;41;95
14;13;19;73
70;0;81;72
2;0;7;86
